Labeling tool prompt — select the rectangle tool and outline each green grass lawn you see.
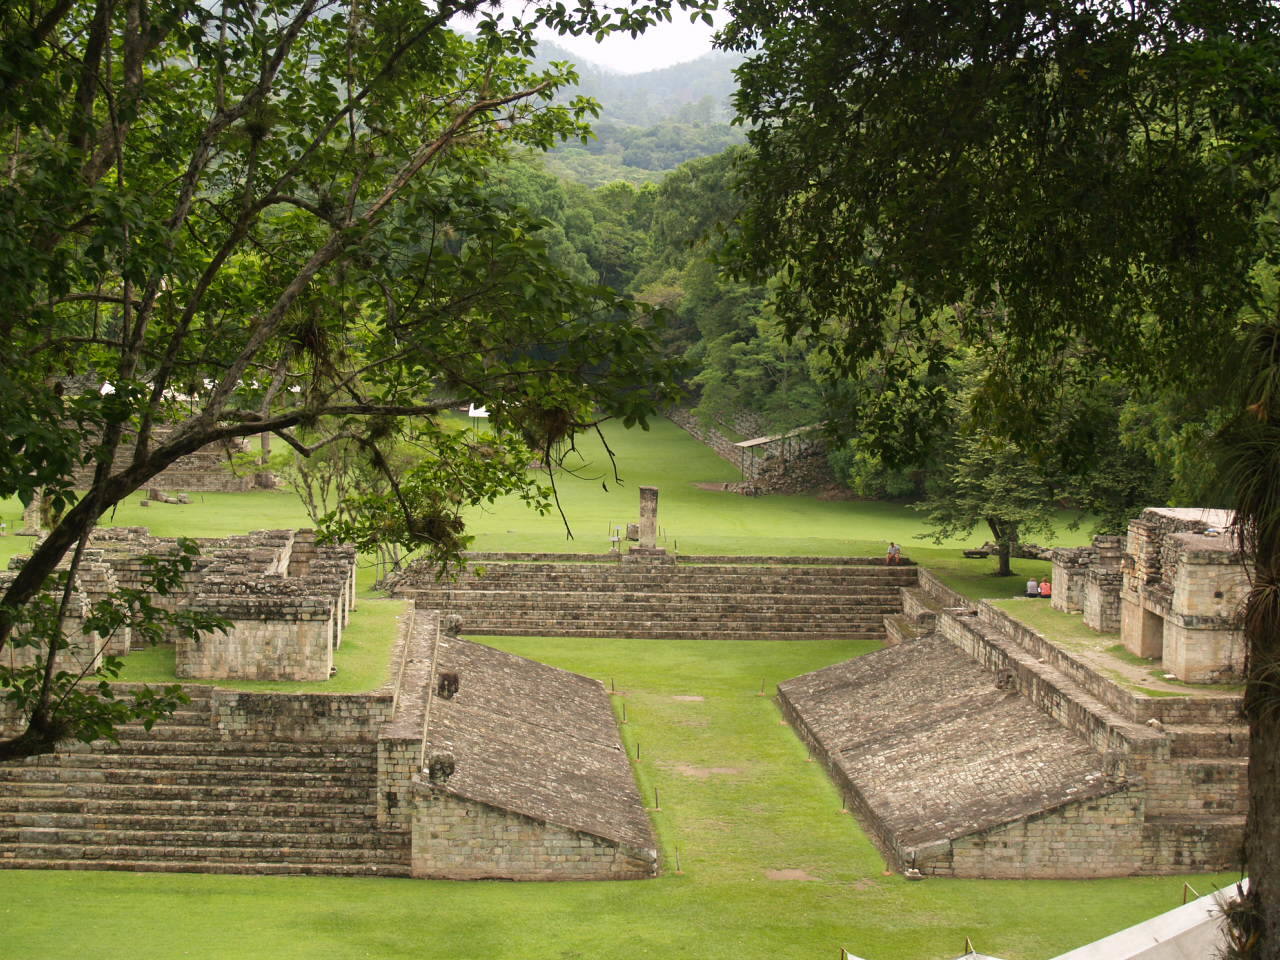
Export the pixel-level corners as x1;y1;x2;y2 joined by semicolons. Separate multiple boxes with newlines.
0;417;1230;960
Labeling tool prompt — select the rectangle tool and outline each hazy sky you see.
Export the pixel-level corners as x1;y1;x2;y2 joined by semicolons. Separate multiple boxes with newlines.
499;1;729;74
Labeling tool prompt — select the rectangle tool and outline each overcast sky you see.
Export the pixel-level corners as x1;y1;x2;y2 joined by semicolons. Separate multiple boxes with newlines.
498;1;729;74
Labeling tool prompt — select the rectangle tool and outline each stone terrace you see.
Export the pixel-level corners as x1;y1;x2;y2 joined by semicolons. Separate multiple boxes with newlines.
387;553;917;642
0;606;653;881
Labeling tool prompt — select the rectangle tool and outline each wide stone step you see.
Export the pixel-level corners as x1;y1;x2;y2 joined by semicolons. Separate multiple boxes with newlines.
0;765;375;789
12;825;400;851
431;605;899;624
409;594;903;613
9;811;384;835
1166;724;1250;759
457;623;884;641
0;857;412;877
89;739;378;759
420;577;908;595
1145;758;1250;817
26;752;376;775
2;842;408;866
0;796;378;819
3;779;378;806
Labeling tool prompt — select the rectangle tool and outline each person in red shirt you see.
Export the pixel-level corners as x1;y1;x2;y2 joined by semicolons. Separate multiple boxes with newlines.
1038;579;1052;598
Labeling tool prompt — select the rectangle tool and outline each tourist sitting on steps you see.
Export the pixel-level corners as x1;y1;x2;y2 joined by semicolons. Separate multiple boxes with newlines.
1026;578;1039;598
1038;579;1052;598
886;542;901;565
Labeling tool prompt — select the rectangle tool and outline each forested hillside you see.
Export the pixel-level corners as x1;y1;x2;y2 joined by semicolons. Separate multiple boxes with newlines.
529;44;747;185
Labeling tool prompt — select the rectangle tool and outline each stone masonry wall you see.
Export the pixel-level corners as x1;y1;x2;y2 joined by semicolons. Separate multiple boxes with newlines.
1082;569;1123;632
177;589;336;681
940;788;1146;879
409;790;656;880
209;689;392;742
665;407;835;493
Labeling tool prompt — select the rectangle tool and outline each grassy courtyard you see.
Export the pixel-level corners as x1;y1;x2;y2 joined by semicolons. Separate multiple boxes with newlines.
0;418;1237;960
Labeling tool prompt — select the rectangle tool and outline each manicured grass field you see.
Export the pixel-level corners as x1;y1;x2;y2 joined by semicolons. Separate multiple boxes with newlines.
0;418;1232;960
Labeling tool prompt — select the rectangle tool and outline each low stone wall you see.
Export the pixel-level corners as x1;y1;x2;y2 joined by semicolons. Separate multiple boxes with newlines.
409;791;655;880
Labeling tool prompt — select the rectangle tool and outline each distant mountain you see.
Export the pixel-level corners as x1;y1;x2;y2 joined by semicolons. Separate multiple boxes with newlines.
534;43;745;126
528;45;748;184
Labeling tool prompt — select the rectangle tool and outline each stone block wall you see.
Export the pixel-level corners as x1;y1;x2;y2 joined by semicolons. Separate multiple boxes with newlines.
209;690;392;742
0;573;112;673
1050;546;1094;614
1120;509;1247;681
938;788;1145;879
1052;535;1123;617
1082;569;1123;632
409;790;657;880
177;583;337;681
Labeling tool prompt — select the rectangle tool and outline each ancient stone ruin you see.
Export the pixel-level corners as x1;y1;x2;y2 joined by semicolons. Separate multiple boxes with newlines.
0;607;654;879
1052;507;1248;682
784;564;1247;879
2;527;356;682
67;425;273;493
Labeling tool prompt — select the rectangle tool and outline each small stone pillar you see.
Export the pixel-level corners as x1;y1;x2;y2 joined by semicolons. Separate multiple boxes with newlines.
628;486;668;558
638;486;658;549
18;496;42;536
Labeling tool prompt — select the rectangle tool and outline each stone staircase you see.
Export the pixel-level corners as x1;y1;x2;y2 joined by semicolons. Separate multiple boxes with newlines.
390;555;918;641
0;686;410;876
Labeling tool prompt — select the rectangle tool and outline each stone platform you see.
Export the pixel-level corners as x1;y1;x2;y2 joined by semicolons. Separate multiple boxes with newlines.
409;632;656;879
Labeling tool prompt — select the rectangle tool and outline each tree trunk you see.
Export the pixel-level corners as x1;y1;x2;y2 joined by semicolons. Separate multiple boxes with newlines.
986;517;1017;577
1241;554;1280;958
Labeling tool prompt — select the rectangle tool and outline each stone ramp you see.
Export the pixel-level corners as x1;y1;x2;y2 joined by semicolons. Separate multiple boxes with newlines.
425;640;651;851
410;632;656;879
779;635;1123;874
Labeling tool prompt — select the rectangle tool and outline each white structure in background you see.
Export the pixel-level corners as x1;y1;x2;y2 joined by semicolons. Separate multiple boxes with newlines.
467;403;489;431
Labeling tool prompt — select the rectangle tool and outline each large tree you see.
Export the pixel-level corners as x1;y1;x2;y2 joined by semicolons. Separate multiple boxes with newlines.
722;0;1280;953
0;0;713;761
